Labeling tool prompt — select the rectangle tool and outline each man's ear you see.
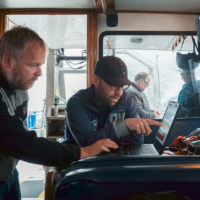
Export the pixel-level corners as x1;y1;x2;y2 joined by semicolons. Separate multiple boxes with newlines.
1;54;12;73
92;74;98;86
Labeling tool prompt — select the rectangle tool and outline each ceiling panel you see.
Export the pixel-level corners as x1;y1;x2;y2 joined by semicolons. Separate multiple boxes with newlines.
0;0;200;13
115;0;200;13
0;0;95;9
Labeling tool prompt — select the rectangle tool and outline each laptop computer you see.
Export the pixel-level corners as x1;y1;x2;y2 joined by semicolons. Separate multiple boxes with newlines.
109;101;180;156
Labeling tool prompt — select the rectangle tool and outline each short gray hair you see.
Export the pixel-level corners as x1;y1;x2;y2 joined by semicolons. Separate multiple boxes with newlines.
134;72;149;82
0;26;46;62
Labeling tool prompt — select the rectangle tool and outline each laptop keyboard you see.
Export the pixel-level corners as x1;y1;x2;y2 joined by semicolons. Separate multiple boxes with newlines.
138;144;158;155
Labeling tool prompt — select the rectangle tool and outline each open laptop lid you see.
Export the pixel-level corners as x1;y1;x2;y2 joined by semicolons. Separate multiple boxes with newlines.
154;101;180;154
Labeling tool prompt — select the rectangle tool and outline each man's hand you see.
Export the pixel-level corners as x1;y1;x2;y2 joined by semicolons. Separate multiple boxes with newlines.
80;139;118;159
125;118;162;136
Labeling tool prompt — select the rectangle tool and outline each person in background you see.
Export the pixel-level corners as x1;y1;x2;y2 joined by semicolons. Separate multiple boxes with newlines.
127;72;160;119
178;69;200;117
0;26;118;200
64;56;162;147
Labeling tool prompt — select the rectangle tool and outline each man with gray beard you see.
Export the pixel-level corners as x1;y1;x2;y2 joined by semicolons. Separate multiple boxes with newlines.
0;26;118;199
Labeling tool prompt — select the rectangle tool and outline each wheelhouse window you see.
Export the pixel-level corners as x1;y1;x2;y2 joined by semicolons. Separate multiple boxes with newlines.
6;14;87;121
99;31;200;116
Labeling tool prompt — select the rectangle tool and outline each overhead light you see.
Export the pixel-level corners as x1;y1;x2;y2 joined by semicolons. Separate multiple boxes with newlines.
130;38;143;44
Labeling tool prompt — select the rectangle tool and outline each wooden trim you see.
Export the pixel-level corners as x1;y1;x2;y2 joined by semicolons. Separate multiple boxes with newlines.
87;11;98;87
0;8;95;15
0;8;198;15
95;0;103;13
95;0;116;14
105;0;116;14
101;0;107;14
0;11;6;35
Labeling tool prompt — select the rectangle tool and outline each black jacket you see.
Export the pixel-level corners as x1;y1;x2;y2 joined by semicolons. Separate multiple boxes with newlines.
64;85;143;147
0;74;80;181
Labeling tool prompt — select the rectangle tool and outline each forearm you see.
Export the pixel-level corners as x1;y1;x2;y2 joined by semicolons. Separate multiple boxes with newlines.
0;116;80;168
80;138;119;159
113;119;130;138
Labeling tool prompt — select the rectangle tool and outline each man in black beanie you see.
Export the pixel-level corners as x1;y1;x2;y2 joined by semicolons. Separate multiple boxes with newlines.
0;27;118;199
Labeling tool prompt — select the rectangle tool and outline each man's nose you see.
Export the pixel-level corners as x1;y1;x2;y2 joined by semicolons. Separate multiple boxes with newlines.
36;66;42;76
115;87;123;95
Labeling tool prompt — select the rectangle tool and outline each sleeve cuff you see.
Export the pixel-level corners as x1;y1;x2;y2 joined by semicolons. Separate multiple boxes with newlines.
113;119;130;139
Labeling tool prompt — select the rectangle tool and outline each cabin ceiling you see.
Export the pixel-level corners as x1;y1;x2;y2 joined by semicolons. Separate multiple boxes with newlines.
0;0;200;13
3;0;199;51
115;0;200;13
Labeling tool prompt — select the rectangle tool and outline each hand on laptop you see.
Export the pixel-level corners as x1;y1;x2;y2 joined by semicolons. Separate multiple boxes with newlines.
80;138;119;159
125;118;163;136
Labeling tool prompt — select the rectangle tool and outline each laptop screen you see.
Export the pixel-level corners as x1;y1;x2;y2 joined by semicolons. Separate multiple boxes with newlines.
156;101;180;145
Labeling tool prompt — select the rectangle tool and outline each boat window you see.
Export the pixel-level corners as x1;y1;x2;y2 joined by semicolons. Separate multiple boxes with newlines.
99;31;200;116
6;14;87;119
